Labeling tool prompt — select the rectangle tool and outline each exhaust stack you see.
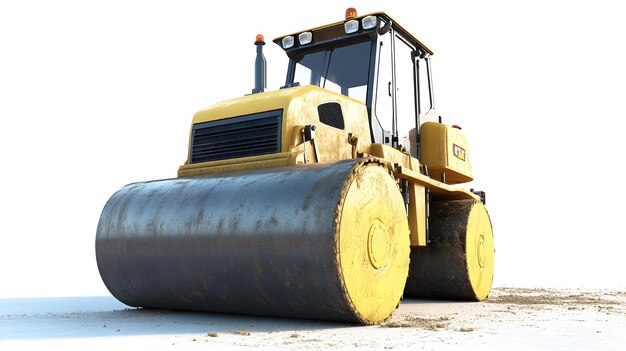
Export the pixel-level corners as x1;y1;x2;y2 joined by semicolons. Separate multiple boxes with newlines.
252;34;266;94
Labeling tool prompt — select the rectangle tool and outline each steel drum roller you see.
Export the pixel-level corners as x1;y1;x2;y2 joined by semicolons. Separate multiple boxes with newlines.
96;159;410;324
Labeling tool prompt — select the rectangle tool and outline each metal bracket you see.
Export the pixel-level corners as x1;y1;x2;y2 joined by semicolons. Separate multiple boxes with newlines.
301;125;319;163
280;82;301;89
348;133;359;159
470;188;486;205
377;20;392;35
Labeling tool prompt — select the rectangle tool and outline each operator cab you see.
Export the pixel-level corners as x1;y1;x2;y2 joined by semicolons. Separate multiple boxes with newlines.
274;9;436;157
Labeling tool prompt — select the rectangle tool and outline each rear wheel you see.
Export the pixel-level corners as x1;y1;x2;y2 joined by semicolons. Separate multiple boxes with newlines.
404;199;494;300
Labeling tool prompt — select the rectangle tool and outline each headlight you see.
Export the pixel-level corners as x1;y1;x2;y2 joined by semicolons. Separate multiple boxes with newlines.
282;36;294;49
298;32;312;45
362;16;377;30
344;19;359;34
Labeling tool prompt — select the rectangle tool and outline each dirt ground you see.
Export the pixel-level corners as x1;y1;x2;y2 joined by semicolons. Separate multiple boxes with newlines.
1;287;625;350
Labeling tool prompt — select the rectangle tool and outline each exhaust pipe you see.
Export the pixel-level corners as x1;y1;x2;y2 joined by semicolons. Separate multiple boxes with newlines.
252;34;266;94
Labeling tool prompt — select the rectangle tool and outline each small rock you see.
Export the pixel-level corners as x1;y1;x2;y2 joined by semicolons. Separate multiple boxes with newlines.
460;327;474;332
207;332;218;337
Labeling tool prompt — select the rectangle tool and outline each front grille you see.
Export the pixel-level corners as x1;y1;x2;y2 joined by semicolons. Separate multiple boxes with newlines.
190;110;282;164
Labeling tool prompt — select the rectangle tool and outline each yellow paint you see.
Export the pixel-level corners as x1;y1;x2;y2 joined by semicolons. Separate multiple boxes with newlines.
420;122;473;184
336;164;410;324
407;184;427;247
178;85;371;177
178;152;292;177
367;143;476;201
362;154;478;202
465;202;495;300
369;143;417;171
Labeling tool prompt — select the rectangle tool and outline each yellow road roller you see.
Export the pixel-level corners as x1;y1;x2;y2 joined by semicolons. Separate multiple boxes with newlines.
96;8;494;325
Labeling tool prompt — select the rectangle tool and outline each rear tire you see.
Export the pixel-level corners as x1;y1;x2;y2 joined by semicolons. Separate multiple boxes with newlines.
404;199;494;301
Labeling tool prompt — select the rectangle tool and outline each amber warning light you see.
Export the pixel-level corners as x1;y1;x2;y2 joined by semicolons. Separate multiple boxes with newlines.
255;34;265;44
345;7;357;20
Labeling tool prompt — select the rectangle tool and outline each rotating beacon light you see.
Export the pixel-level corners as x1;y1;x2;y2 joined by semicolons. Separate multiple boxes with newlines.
344;7;359;34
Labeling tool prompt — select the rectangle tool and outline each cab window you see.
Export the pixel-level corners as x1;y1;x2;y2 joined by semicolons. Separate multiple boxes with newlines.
394;35;418;151
291;40;373;103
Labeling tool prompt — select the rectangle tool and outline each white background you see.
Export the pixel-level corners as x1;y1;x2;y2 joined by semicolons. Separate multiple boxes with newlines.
1;0;625;298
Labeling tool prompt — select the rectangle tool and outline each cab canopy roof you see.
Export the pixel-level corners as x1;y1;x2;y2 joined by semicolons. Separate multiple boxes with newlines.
273;12;433;57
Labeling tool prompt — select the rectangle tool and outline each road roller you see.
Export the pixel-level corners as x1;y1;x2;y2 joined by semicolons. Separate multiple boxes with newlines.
96;8;494;325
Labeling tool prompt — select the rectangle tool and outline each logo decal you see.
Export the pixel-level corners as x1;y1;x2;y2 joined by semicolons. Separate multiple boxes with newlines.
453;144;466;161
